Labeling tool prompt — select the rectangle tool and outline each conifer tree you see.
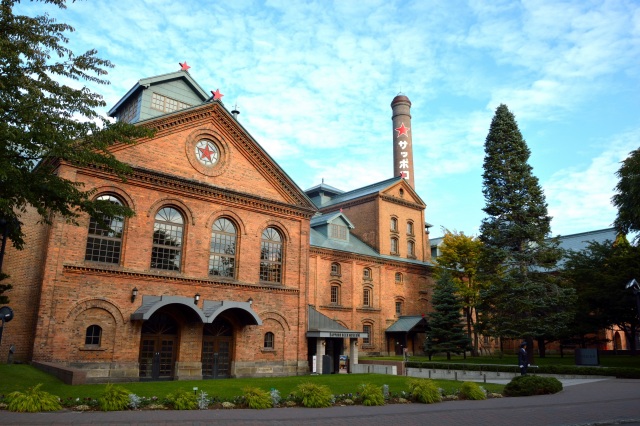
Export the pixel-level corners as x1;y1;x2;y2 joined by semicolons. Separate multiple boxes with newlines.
428;270;471;360
613;147;640;244
477;104;575;358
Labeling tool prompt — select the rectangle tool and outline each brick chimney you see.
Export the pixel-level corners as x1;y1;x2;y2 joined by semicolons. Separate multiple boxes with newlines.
391;94;415;189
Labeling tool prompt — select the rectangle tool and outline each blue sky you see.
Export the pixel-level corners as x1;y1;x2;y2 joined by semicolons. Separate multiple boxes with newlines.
21;0;640;238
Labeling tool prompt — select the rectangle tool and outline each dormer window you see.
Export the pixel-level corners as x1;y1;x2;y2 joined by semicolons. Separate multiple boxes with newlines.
151;92;191;114
330;223;347;240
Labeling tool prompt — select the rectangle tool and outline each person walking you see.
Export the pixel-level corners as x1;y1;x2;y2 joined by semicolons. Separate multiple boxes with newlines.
518;342;529;375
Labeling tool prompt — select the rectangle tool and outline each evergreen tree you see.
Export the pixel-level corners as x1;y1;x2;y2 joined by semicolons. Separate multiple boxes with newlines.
428;270;471;360
477;104;575;358
613;147;640;244
434;229;483;356
0;0;154;252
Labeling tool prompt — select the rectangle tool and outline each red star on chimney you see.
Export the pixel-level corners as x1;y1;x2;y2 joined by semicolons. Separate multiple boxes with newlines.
179;61;191;71
395;122;410;137
212;89;224;101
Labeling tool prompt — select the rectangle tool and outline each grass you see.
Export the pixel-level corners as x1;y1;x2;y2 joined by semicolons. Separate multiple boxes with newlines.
362;354;640;369
0;365;505;402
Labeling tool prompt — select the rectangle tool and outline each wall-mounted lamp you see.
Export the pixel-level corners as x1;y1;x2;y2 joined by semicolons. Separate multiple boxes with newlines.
194;293;200;305
247;297;253;306
131;287;138;303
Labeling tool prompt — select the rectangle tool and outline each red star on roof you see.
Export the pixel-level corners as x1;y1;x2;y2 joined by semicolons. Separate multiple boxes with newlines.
179;61;191;71
395;122;410;137
198;144;216;162
212;89;224;101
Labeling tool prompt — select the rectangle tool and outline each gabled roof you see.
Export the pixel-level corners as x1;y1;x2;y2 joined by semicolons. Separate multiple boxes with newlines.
108;70;209;117
310;211;355;229
307;305;367;338
386;315;429;333
557;228;617;252
305;182;344;197
316;176;425;209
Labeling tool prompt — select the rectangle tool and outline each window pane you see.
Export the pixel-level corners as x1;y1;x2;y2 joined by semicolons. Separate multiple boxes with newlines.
151;207;184;271
85;195;124;264
85;325;102;346
260;227;282;283
363;325;371;345
331;286;339;304
209;218;237;278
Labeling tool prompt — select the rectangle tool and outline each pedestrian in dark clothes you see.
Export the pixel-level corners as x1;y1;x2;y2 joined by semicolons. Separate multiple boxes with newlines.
518;341;529;375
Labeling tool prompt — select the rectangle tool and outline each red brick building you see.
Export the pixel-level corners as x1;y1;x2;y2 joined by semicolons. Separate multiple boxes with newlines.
1;68;434;382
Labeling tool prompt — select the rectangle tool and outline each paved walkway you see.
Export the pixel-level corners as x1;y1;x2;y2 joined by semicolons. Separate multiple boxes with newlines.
2;378;639;426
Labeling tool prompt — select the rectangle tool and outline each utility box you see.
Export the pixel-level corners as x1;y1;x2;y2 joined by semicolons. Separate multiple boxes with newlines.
575;348;599;366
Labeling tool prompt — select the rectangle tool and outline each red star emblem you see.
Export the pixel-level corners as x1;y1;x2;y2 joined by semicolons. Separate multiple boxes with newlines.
198;143;216;162
212;89;224;101
179;61;191;71
395;122;410;137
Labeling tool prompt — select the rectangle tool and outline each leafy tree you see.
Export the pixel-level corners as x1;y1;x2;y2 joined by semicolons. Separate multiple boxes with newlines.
428;270;471;360
477;104;576;360
562;236;640;352
434;229;483;355
613;147;640;244
0;0;154;253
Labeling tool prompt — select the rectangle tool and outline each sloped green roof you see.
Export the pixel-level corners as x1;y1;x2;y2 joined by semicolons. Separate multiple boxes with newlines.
386;316;429;333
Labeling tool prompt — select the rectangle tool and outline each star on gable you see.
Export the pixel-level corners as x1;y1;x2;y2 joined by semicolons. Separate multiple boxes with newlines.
198;143;216;162
395;122;410;137
211;89;224;101
179;61;191;71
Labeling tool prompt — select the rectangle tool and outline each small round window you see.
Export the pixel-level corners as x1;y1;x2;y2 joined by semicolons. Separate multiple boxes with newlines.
195;139;219;166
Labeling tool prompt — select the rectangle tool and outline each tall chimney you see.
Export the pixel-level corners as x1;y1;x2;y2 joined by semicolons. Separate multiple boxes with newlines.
391;94;415;189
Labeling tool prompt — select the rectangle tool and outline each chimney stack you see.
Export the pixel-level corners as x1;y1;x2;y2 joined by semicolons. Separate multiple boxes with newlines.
391;94;415;189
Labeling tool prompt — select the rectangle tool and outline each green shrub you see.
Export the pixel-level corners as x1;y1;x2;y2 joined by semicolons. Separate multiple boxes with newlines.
98;383;131;411
358;383;385;406
458;382;486;400
165;388;198;410
6;383;62;412
504;375;563;397
242;387;272;409
292;382;334;408
408;379;441;404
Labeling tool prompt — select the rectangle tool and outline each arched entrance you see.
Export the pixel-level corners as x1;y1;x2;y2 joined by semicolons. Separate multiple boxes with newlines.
202;317;234;379
139;313;179;380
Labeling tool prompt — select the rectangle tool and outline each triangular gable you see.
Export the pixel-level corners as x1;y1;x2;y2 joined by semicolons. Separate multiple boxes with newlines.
307;305;367;338
310;212;355;229
381;179;426;208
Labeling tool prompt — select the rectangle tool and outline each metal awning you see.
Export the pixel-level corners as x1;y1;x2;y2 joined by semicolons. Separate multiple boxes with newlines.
306;305;367;338
131;296;262;325
386;315;429;334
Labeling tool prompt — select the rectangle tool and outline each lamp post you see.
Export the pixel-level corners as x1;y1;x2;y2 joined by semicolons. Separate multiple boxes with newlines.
626;279;640;352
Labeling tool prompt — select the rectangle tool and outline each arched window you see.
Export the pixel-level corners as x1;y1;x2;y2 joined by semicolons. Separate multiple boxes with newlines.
331;284;340;305
85;325;102;346
363;324;372;345
151;207;184;271
209;217;237;278
363;287;372;307
407;221;414;235
260;227;283;283
85;195;124;264
391;237;399;255
395;272;403;283
363;267;371;280
390;217;398;232
407;240;415;257
395;300;403;316
330;262;341;276
264;332;274;349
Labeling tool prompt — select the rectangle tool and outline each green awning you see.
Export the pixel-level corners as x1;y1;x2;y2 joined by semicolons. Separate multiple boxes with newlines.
386;316;429;334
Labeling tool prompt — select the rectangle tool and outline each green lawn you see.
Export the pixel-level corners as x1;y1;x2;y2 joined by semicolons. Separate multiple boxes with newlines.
0;364;504;401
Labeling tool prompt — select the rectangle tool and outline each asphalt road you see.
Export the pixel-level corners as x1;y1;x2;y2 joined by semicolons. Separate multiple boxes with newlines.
2;378;639;426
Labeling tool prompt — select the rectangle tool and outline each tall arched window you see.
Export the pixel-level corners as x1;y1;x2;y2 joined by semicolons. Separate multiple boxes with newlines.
260;227;283;283
151;207;184;271
85;325;102;347
407;221;414;235
408;240;415;257
331;284;340;305
390;217;398;232
391;237;399;255
85;195;124;264
209;217;237;278
363;324;372;345
363;287;372;307
264;332;274;349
